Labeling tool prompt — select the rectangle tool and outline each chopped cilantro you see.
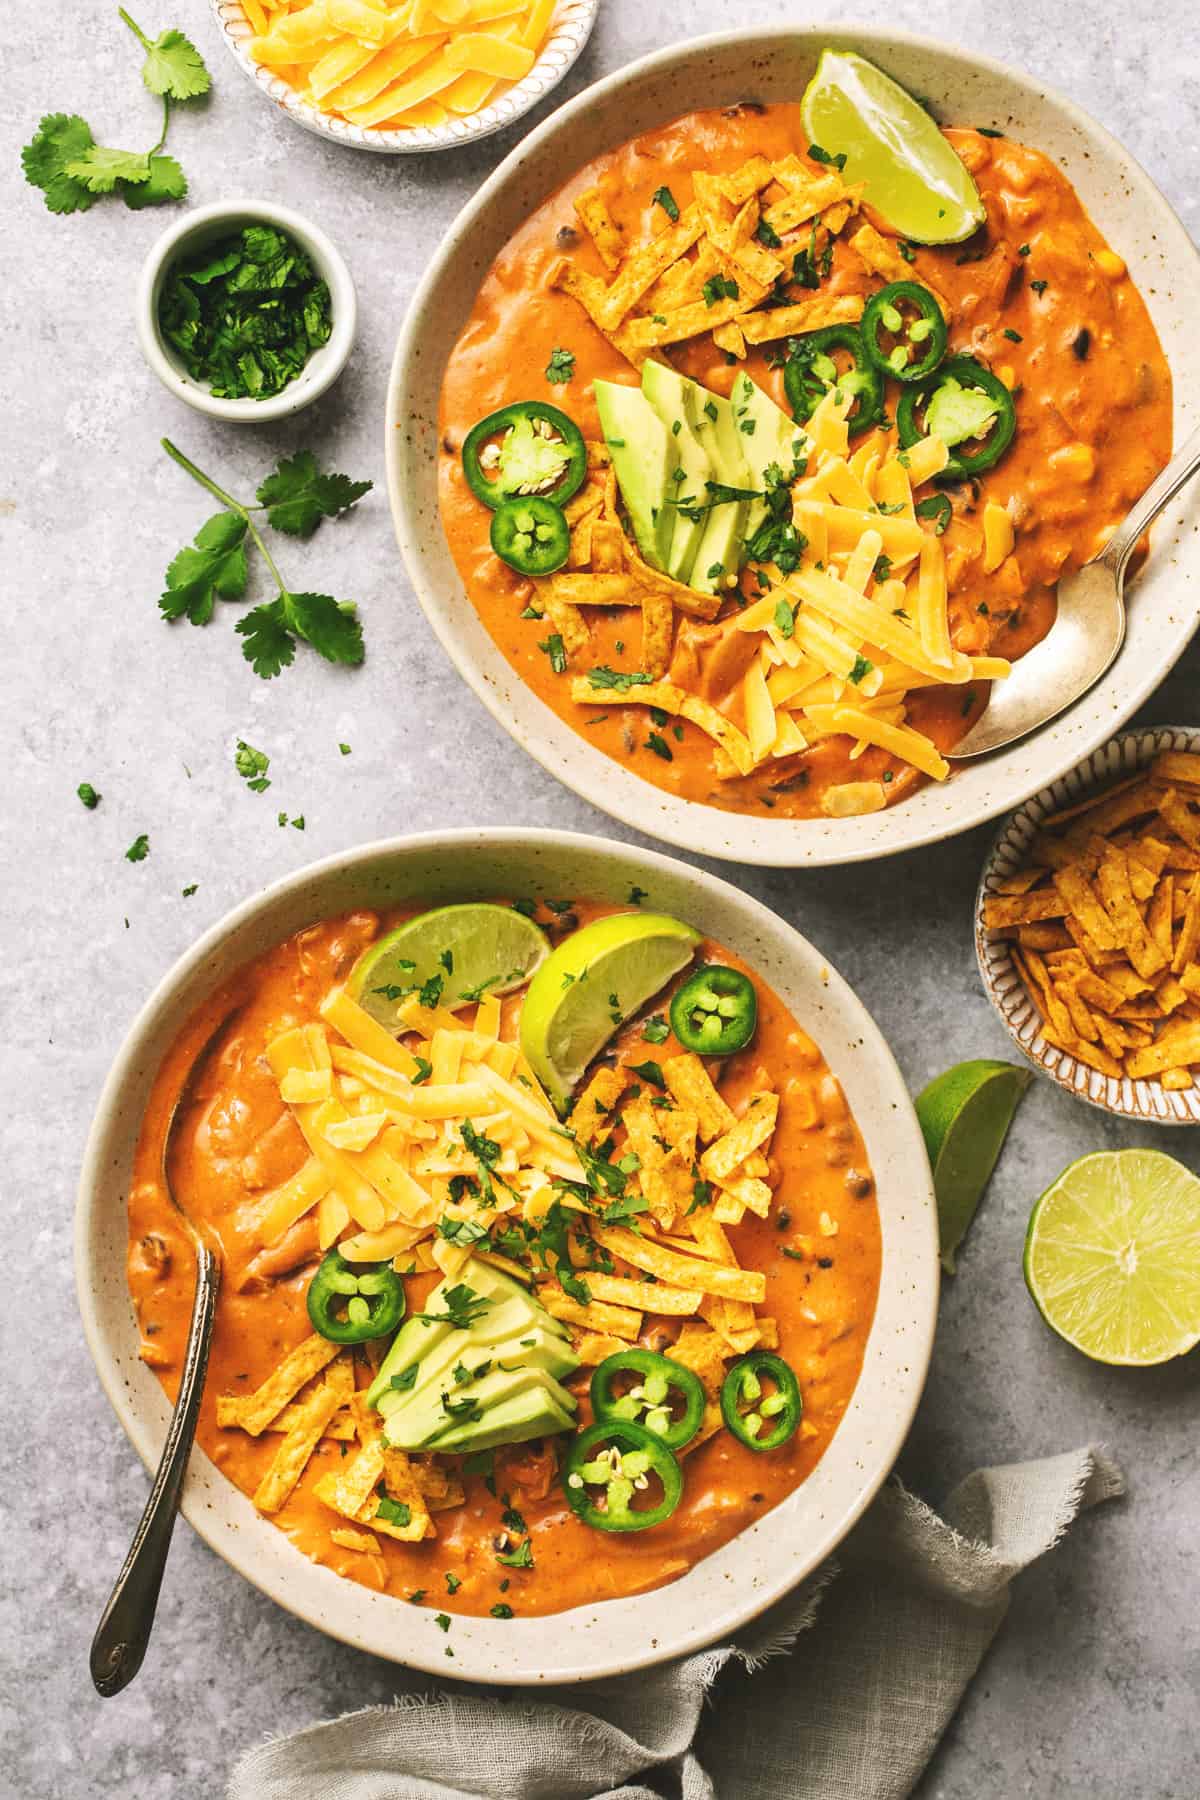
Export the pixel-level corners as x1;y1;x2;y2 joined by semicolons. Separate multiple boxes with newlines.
539;633;567;675
652;185;680;222
125;833;150;863
642;1014;670;1044
545;347;575;385
234;739;271;792
77;782;101;809
645;731;673;761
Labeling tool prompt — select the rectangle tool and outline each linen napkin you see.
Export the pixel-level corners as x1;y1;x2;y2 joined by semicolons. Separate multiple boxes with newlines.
228;1444;1121;1800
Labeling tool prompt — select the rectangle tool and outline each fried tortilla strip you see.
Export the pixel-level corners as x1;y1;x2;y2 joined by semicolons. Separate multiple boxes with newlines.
663;1052;736;1142
574;185;625;272
537;1288;643;1338
718;1174;773;1217
739;292;863;344
1095;848;1167;979
622;1092;697;1224
618;278;770;353
312;1437;386;1522
373;1447;435;1541
540;587;592;662
254;1355;355;1515
570;678;755;774
266;1396;356;1440
667;1322;730;1391
1172;873;1200;973
571;1331;632;1366
1052;866;1121;950
1039;1024;1124;1078
849;223;951;318
1126;1022;1200;1080
596;1224;767;1303
582;1271;702;1314
564;480;606;525
568;513;595;569
1015;922;1072;952
699;1093;779;1183
641;587;675;679
594;206;707;328
760;170;846;237
570;1066;628;1143
624;549;723;622
711;320;747;358
1150;752;1200;789
329;1527;381;1554
218;1334;342;1437
549;257;648;366
1156;789;1200;851
544;573;639;607
1148;875;1175;964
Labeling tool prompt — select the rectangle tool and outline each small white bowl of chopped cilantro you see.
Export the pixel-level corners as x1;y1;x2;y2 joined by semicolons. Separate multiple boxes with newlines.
135;198;357;421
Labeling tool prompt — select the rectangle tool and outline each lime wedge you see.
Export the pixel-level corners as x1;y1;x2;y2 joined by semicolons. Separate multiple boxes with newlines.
1024;1150;1200;1366
347;904;549;1033
915;1059;1032;1272
800;49;986;245
520;912;701;1113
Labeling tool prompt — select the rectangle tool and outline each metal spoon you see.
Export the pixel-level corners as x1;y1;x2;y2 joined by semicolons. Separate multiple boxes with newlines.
948;423;1200;760
90;1010;237;1698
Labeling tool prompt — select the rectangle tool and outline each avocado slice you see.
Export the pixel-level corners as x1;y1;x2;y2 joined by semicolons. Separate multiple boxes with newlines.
640;361;714;585
386;1360;577;1452
378;1322;578;1430
594;379;680;572
730;373;809;541
684;382;756;595
432;1381;577;1456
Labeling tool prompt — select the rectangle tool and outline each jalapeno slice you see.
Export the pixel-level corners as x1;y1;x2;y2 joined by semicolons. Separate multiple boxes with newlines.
462;401;587;510
306;1249;406;1345
590;1349;706;1452
861;281;948;384
490;495;571;576
897;355;1017;479
670;965;758;1056
564;1418;684;1533
720;1352;802;1452
784;325;885;439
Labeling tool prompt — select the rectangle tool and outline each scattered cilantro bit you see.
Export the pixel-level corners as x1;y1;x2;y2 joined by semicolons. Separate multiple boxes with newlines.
702;274;740;307
411;1055;433;1085
437;1216;488;1248
256;452;372;537
539;633;567;675
159;439;367;679
1018;243;1031;257
339;742;352;755
495;1538;534;1569
791;222;834;289
1030;279;1048;295
159;225;333;401
234;739;271;792
773;597;795;640
807;142;847;170
587;666;653;691
545;347;575;385
915;493;953;536
602;1192;650;1223
420;971;444;1009
77;782;101;810
652;185;680;222
389;1364;420;1394
181;883;198;897
898;241;917;264
1003;327;1023;343
125;833;150;863
376;1494;411;1528
688;1179;714;1214
755;218;782;249
434;1613;452;1631
445;1572;462;1595
406;1590;427;1604
1073;329;1091;360
873;553;892;583
976;125;1003;138
642;1014;670;1045
490;1604;514;1619
848;655;873;686
501;1501;527;1534
627;885;649;905
628;1059;665;1089
645;731;673;761
418;1284;492;1329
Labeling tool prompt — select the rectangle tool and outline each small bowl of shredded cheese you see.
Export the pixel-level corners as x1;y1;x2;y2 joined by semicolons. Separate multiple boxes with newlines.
212;0;600;153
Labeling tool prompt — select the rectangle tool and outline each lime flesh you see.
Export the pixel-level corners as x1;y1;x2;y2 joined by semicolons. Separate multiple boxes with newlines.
520;912;701;1113
800;49;986;245
1024;1150;1200;1366
915;1060;1031;1272
347;904;549;1033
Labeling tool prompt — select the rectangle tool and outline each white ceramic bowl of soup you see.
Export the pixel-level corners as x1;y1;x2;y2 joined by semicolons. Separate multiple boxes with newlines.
76;828;938;1683
386;25;1200;869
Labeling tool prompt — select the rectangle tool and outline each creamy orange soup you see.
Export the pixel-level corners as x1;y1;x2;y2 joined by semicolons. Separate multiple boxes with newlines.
437;103;1171;818
127;901;882;1618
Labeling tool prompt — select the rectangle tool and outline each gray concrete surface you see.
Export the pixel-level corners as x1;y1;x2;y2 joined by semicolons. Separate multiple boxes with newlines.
2;2;1198;1795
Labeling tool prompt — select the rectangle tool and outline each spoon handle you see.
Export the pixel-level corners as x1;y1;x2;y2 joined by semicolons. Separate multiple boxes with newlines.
1103;422;1200;577
90;1245;220;1697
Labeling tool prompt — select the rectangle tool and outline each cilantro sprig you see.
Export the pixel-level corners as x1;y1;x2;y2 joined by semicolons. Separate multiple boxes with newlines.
159;439;371;679
22;11;208;216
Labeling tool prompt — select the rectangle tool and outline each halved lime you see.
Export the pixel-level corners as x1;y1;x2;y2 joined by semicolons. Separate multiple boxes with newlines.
1024;1150;1200;1365
348;904;549;1033
800;49;987;245
916;1060;1032;1272
520;912;702;1113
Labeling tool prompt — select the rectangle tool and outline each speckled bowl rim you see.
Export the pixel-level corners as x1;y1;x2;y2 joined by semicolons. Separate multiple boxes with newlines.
976;727;1200;1123
211;0;600;154
387;23;1200;869
76;828;938;1684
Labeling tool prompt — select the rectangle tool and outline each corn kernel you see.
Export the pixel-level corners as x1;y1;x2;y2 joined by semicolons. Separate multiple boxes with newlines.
1048;442;1097;483
1095;249;1126;280
982;501;1016;573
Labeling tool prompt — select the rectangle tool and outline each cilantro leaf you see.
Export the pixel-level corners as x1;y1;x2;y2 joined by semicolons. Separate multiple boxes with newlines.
125;833;150;863
160;512;248;626
544;347;575;385
136;25;211;100
495;1538;534;1569
65;146;151;193
256;451;373;538
122;153;187;209
235;599;295;680
642;1014;670;1045
234;739;271;792
22;114;98;214
286;591;364;667
376;1493;411;1527
77;782;101;810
